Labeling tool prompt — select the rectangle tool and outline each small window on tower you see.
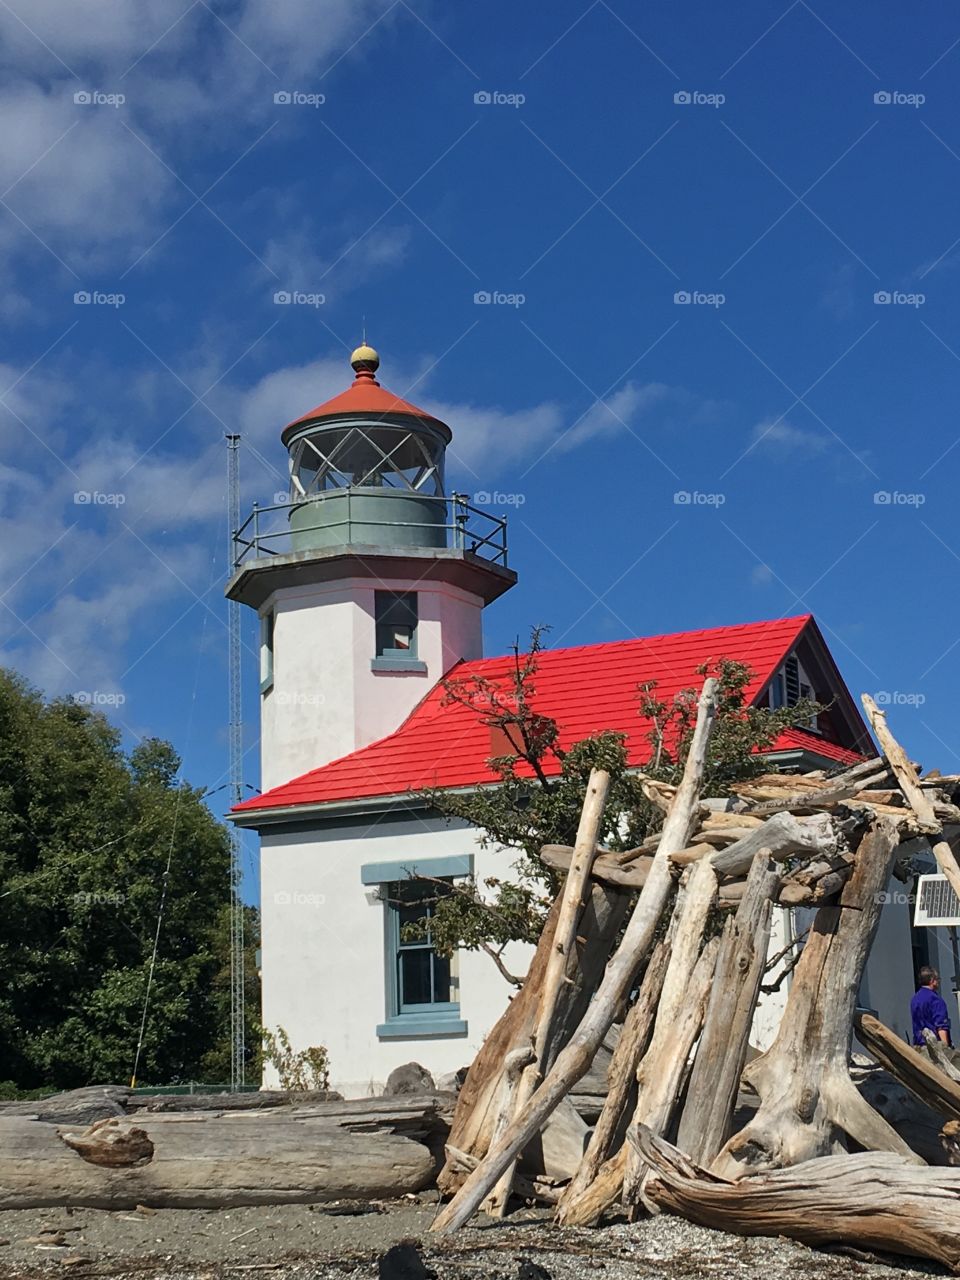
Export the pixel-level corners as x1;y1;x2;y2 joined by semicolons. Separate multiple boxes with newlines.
260;610;274;693
375;591;418;659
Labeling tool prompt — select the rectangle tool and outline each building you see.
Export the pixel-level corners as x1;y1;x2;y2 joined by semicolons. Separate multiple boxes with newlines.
227;345;936;1097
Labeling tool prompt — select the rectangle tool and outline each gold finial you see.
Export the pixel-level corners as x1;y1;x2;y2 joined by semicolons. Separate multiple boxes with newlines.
350;342;379;373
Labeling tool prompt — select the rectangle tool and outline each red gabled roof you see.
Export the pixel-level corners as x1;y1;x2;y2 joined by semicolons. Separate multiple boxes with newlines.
235;614;864;816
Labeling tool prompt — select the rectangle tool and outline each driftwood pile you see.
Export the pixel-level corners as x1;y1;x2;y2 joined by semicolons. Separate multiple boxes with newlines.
431;684;960;1270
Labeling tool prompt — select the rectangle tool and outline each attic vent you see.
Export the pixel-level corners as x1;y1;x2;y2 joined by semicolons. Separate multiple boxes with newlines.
914;874;960;927
784;654;800;705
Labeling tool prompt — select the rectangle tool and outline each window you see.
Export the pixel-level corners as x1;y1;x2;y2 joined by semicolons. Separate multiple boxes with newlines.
390;879;456;1013
361;857;472;1040
260;610;274;693
371;588;424;670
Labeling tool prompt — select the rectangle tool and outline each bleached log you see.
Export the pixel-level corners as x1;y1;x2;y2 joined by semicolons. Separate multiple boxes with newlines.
540;843;651;891
862;693;960;901
535;769;611;1078
478;1046;534;1216
431;677;720;1233
485;771;610;1215
437;879;629;1195
923;1029;960;1084
742;758;887;816
557;939;671;1220
0;1113;438;1208
709;811;839;877
713;818;920;1177
675;850;780;1166
855;1012;960;1122
632;1124;960;1273
621;859;721;1212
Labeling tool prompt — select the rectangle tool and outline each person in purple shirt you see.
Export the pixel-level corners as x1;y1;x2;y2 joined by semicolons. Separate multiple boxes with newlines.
911;966;952;1046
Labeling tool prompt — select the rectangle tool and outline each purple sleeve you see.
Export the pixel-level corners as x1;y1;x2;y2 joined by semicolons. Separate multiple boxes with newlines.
932;993;952;1030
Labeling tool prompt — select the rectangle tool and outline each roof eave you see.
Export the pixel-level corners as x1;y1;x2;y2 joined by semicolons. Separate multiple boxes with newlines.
228;744;844;829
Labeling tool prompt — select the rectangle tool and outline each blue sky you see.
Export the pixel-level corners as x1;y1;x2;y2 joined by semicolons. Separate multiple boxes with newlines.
2;0;959;897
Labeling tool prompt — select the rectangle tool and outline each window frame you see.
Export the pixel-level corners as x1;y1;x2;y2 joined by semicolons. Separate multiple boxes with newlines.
362;855;471;1040
374;590;418;660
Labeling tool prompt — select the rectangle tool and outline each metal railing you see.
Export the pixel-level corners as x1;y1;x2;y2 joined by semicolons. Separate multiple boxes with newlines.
232;489;509;569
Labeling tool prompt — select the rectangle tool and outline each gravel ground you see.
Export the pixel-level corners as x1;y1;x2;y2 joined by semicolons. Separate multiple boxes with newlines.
0;1199;947;1280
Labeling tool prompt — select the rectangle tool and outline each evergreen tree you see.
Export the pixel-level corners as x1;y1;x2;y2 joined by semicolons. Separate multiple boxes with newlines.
0;670;260;1091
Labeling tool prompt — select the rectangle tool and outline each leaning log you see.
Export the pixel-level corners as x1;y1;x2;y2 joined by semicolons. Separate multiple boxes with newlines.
632;1124;960;1272
713;818;919;1176
0;1112;438;1208
486;769;610;1215
431;677;720;1233
855;1012;960;1122
437;877;629;1194
557;938;670;1218
675;849;780;1166
621;859;721;1214
862;693;960;900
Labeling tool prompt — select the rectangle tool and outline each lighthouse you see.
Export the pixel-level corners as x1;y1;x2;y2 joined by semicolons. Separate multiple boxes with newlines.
227;345;517;792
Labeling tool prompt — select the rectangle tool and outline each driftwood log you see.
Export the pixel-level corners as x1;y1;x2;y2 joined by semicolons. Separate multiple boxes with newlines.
431;678;720;1232
862;692;960;899
855;1012;960;1122
675;848;780;1166
713;818;918;1176
0;1106;441;1208
437;878;630;1195
485;769;610;1215
633;1124;960;1271
620;859;721;1215
557;938;670;1218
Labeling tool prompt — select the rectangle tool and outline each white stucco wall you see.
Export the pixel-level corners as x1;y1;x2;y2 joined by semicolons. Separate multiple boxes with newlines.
259;575;484;792
259;812;532;1098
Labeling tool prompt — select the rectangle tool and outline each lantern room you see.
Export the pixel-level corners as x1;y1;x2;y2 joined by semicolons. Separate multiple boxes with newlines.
281;345;452;552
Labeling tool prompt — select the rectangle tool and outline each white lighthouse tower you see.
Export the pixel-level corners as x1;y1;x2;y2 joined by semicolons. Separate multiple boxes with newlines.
227;344;516;793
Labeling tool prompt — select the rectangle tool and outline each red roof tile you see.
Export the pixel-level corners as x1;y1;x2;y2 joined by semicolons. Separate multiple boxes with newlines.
235;614;865;815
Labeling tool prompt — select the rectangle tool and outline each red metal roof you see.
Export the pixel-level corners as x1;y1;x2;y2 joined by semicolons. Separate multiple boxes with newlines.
284;366;443;434
235;614;864;816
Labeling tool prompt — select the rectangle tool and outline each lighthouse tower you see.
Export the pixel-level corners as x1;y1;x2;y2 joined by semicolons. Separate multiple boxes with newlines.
227;345;516;793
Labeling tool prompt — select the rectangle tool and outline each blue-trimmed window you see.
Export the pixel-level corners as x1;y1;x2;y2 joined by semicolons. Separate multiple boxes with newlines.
390;879;456;1013
363;856;471;1039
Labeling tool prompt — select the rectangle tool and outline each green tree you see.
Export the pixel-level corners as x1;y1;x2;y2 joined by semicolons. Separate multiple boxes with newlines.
0;669;260;1090
411;628;823;984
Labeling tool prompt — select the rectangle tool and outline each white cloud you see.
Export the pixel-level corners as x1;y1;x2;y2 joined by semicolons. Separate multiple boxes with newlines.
0;83;175;269
261;224;412;301
0;0;401;274
751;419;831;455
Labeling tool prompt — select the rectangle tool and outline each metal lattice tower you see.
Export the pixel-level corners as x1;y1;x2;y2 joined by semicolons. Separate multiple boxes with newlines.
226;434;245;1090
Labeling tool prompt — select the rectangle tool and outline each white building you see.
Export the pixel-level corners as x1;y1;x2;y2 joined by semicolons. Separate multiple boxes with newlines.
228;344;949;1097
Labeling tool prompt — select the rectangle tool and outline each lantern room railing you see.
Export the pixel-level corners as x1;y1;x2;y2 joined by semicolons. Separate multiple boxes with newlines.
232;489;510;570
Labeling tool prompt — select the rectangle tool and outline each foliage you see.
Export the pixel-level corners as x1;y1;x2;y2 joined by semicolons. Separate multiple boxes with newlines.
0;669;261;1089
262;1026;331;1091
411;628;823;983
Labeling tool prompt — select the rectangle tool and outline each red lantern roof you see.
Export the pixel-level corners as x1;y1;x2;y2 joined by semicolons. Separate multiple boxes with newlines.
281;344;449;444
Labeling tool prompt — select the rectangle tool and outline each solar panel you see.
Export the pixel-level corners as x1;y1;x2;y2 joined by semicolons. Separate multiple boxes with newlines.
914;874;960;927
